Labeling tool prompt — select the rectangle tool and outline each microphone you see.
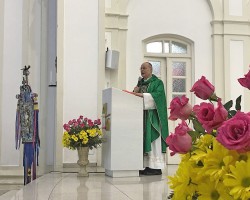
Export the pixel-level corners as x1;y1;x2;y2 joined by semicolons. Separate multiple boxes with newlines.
137;76;142;87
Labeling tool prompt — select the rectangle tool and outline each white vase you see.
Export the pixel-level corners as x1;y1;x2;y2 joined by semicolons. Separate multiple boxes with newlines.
77;147;89;177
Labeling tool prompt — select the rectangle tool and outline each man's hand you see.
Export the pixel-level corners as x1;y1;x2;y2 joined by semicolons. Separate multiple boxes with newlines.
132;92;143;97
133;86;140;93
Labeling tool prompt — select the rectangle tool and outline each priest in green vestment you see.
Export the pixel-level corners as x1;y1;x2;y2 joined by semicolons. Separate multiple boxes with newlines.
133;62;169;175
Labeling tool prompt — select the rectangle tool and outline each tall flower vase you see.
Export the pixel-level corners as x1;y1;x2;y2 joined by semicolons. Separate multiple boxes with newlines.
77;147;89;177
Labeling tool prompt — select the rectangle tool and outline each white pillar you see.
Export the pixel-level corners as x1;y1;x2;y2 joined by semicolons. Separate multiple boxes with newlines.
57;0;102;166
0;0;23;166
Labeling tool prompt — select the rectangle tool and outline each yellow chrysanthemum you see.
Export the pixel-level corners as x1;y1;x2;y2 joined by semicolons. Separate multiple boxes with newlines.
168;161;197;199
179;154;206;183
188;135;214;169
201;139;238;183
198;177;234;200
62;132;71;147
180;153;191;162
237;152;250;162
71;135;78;142
62;139;70;147
195;134;214;151
88;129;97;137
63;131;69;136
224;160;250;200
97;129;102;136
82;137;89;144
190;148;207;165
79;130;87;138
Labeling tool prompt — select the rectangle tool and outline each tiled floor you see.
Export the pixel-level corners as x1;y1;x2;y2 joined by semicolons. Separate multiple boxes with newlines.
0;165;177;200
0;176;23;198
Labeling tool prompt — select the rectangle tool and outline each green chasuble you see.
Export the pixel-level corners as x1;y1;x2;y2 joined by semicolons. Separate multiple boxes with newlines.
139;75;169;153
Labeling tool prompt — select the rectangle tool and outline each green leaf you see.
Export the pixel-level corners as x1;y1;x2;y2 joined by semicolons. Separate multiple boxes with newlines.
192;119;205;133
235;95;242;111
223;100;233;111
228;110;237;118
188;131;201;142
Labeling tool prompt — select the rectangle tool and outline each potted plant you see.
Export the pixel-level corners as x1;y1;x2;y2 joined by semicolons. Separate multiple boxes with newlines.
62;115;103;176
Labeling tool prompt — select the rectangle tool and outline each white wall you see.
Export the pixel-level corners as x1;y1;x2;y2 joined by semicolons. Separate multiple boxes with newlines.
61;0;99;163
126;0;213;93
0;0;23;165
0;0;55;175
229;40;244;109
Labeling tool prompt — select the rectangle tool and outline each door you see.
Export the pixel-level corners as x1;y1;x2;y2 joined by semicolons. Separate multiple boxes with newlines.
146;57;191;164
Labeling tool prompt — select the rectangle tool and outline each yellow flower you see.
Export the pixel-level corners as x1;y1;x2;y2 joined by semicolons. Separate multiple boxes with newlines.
188;135;214;169
97;129;102;136
224;160;250;200
62;132;71;147
195;134;214;151
79;130;87;139
82;137;89;144
71;135;78;142
179;153;192;164
190;148;208;165
168;161;197;199
198;177;234;200
62;116;103;150
88;129;97;137
63;131;70;138
201;139;238;184
237;152;250;162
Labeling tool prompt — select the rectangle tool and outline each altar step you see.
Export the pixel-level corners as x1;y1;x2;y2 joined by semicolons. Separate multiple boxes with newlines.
0;176;23;197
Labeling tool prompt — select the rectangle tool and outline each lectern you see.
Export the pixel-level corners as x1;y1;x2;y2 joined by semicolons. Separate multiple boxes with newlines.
102;87;143;177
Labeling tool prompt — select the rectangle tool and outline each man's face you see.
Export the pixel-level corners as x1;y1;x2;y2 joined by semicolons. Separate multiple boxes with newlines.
140;63;152;79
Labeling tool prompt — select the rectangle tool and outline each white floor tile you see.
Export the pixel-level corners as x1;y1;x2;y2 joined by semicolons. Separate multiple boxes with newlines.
0;165;178;200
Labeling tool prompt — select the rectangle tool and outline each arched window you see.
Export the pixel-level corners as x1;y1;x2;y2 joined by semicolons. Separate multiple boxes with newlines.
143;35;193;133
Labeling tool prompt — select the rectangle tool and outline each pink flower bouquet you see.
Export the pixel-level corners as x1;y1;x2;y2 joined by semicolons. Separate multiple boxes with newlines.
167;68;250;200
62;115;103;150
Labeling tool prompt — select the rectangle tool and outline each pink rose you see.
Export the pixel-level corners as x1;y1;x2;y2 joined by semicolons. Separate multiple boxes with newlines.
73;122;79;127
88;120;94;127
94;119;101;125
193;98;227;133
217;112;250;152
238;68;250;90
63;124;70;131
190;76;215;100
169;95;192;121
166;121;192;156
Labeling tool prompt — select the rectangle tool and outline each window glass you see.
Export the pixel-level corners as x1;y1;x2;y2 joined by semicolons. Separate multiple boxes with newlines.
172;62;186;76
172;94;184;99
146;42;162;53
171;41;187;54
172;78;186;92
149;61;161;77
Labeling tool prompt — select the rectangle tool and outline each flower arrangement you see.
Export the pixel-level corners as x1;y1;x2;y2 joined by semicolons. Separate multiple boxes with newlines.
166;69;250;200
62;115;103;150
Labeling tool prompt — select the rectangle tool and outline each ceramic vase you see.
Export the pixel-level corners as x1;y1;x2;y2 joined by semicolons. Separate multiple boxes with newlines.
77;147;89;177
